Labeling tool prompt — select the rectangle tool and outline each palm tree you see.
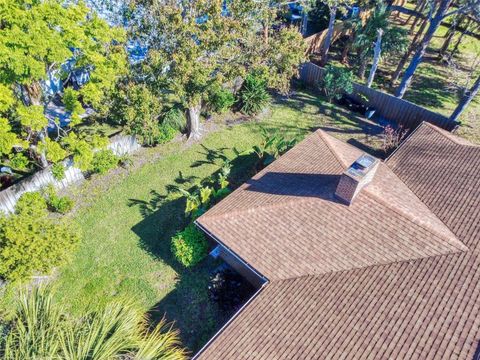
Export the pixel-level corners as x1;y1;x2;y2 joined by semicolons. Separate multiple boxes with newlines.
1;286;187;360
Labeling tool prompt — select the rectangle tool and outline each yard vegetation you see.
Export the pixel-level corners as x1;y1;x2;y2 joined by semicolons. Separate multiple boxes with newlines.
0;0;479;357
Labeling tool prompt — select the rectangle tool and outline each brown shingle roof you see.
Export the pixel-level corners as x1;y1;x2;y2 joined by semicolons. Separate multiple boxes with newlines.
196;123;480;359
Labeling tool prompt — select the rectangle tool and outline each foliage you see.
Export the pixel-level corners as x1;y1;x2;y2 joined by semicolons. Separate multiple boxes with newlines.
321;65;354;102
353;3;408;79
162;106;187;132
38;138;67;164
63;133;109;172
238;74;271;115
252;127;298;166
62;88;84;125
137;0;306;138
382;125;408;154
9;153;29;171
0;192;79;282
1;286;187;359
51;163;65;181
43;185;74;214
156;124;178;144
0;0;128;169
207;86;236;114
120;83;166;146
171;224;209;267
91;149;119;175
0;118;24;158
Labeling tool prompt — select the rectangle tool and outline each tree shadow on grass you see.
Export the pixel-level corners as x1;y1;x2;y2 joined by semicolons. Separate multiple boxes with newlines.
128;145;263;354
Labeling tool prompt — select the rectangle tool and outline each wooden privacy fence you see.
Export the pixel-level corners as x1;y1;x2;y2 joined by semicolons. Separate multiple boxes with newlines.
0;134;141;214
299;62;456;131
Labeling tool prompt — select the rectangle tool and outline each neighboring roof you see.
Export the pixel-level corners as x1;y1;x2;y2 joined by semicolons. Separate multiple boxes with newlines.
196;122;480;359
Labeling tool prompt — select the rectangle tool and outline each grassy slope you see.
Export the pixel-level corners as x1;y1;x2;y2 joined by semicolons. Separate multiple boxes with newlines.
1;90;373;352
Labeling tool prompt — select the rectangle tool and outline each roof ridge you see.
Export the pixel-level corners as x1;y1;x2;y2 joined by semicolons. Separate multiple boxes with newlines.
316;130;350;169
270;245;468;284
422;122;479;147
363;186;468;252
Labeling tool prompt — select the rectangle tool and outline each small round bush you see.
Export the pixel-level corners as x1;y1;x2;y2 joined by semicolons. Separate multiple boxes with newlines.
91;149;119;174
156;124;178;144
49;195;74;214
208;87;235;114
51;162;66;181
238;74;270;115
171;224;208;267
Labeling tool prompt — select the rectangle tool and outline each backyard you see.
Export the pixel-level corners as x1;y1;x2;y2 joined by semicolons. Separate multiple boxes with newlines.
0;88;388;353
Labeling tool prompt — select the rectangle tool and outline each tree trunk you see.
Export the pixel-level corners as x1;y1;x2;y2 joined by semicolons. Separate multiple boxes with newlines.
187;103;202;140
263;19;269;45
450;74;480;123
439;15;463;57
409;0;427;35
449;18;473;59
390;14;429;86
358;57;368;80
341;37;353;64
404;0;424;25
367;29;383;88
395;0;453;98
22;82;43;106
319;4;337;67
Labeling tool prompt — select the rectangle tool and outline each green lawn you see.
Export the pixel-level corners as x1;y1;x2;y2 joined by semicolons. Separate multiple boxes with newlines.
0;89;384;354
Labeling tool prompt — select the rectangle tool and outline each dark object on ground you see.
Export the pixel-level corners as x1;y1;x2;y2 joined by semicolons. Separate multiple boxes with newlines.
208;263;256;314
336;95;368;115
0;174;14;190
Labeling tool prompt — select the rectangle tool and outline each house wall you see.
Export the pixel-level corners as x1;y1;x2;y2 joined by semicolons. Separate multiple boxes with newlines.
216;244;266;289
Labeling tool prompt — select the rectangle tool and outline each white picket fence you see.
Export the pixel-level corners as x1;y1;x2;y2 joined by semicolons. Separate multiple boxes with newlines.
0;134;141;214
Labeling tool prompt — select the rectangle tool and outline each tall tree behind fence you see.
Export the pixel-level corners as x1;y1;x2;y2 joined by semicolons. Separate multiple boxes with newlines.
299;62;457;131
0;135;141;214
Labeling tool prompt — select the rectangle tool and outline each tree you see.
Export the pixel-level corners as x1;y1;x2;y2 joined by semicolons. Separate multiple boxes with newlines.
0;0;128;168
138;0;306;140
0;192;80;282
2;286;187;359
321;64;354;102
450;74;480;123
367;29;383;88
354;4;408;82
319;0;354;66
395;0;480;98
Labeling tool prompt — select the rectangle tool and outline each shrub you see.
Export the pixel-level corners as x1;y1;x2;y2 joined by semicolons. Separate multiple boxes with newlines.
382;125;408;155
162;106;187;132
156;124;178;144
2;286;187;359
44;185;74;214
91;149;118;174
15;192;47;217
51;162;65;181
238;74;270;115
208;86;235;114
321;65;354;102
0;193;80;282
171;224;208;267
9;153;29;171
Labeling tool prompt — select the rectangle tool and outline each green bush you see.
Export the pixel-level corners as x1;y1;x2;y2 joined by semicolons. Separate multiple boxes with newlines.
9;153;29;171
0;193;79;282
208;86;235;114
162;106;187;132
51;162;65;181
44;186;74;214
91;149;119;174
238;74;270;115
171;224;208;267
15;192;47;217
156;124;178;144
321;65;354;102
